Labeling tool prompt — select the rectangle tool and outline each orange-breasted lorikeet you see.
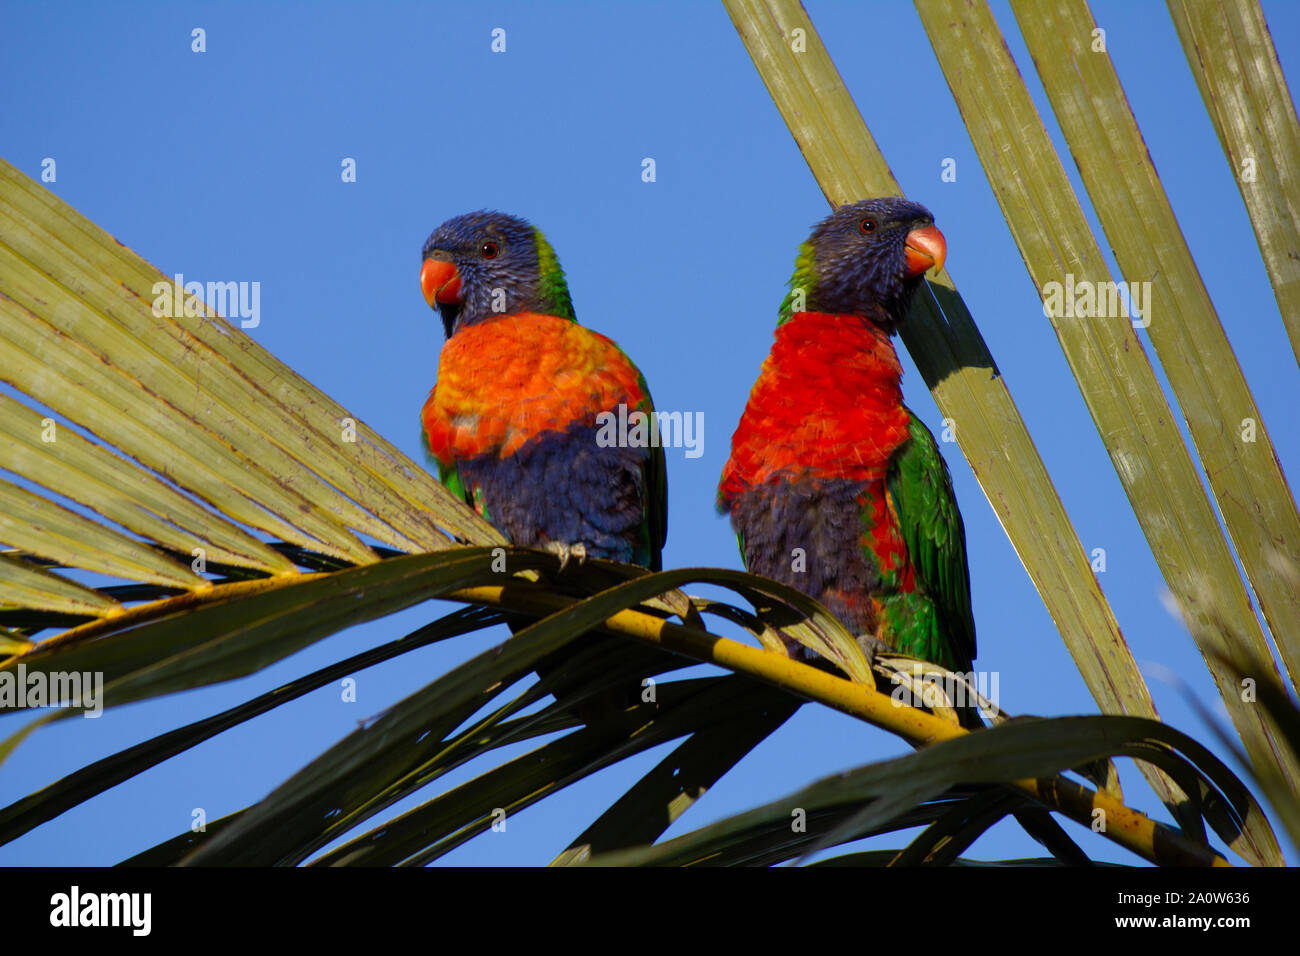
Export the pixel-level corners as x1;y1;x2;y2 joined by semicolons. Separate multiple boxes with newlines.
419;210;666;572
718;198;974;674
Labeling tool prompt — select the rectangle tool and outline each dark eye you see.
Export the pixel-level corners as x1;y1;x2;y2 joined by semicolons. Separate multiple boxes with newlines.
859;218;877;235
481;241;500;259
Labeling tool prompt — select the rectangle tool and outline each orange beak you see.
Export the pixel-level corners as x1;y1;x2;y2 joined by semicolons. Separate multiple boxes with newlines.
903;225;946;278
420;258;463;307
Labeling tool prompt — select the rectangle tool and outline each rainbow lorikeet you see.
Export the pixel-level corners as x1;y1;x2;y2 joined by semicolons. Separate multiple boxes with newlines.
718;197;974;675
419;210;666;573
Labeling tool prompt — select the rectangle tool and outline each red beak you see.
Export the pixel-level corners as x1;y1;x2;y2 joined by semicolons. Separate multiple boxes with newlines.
421;258;463;307
904;225;946;278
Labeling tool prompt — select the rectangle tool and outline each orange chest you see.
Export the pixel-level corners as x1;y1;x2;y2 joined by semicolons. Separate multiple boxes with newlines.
421;313;647;461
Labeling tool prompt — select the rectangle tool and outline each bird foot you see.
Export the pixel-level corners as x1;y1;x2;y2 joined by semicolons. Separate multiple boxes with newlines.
544;540;587;573
855;632;891;671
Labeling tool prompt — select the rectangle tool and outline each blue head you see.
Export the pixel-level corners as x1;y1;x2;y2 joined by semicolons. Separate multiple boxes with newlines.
420;210;575;338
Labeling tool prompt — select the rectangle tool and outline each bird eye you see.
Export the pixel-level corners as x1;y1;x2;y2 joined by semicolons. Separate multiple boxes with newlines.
859;218;877;235
481;241;500;259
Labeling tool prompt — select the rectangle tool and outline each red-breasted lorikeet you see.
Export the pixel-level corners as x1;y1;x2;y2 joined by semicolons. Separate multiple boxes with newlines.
419;210;666;572
718;197;974;674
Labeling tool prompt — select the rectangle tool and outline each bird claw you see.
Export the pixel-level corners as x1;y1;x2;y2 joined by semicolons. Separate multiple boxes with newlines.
544;541;587;573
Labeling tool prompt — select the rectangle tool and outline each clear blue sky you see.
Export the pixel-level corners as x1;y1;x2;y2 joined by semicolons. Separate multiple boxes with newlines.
2;0;1297;866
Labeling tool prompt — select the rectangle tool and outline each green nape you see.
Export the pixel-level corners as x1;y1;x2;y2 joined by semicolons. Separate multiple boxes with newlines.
777;241;817;326
533;228;577;322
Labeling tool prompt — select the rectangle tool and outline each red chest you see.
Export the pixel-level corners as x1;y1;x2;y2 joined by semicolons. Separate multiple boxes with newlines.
719;313;912;502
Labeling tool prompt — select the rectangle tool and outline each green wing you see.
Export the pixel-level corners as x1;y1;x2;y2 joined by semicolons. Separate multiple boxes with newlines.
420;426;484;521
437;460;477;512
885;409;976;672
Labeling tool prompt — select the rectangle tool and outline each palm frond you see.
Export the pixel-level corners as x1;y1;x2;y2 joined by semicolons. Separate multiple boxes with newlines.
1167;0;1300;365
